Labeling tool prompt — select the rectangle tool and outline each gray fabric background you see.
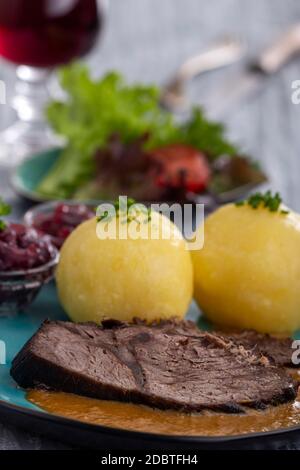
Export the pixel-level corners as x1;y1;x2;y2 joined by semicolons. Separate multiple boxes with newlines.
0;0;300;449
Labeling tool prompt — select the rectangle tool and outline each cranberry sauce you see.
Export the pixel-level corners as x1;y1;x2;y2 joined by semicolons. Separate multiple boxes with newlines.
0;223;54;271
32;203;95;249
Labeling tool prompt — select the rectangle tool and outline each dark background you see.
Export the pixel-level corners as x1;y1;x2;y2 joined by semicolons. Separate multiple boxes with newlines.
0;0;300;449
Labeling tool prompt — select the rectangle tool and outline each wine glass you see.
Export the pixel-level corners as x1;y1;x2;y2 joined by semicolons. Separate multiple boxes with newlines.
0;0;104;165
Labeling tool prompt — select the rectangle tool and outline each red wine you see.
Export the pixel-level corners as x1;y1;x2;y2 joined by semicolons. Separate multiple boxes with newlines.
0;0;101;67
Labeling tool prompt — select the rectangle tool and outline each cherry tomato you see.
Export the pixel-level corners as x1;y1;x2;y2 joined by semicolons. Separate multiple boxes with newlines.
149;144;211;193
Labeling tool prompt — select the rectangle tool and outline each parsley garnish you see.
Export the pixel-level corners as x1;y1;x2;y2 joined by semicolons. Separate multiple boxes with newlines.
236;191;289;214
97;198;151;224
0;198;11;231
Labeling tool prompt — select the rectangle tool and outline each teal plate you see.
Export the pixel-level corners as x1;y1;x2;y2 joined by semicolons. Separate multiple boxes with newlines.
0;283;202;411
1;283;300;450
11;147;266;206
11;148;61;202
0;283;67;409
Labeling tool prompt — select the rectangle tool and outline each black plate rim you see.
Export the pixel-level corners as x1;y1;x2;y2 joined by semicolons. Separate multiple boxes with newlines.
2;394;300;445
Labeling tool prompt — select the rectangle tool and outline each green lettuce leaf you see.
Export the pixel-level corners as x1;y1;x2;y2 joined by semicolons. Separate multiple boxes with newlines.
37;64;239;199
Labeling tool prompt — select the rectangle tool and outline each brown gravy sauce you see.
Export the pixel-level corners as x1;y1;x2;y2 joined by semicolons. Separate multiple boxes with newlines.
28;385;300;437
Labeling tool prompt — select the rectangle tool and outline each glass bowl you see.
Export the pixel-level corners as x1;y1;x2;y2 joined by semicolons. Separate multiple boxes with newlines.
0;245;59;317
24;200;97;249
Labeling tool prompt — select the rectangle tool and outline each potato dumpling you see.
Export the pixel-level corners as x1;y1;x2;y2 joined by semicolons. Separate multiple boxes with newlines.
192;203;300;334
56;212;193;324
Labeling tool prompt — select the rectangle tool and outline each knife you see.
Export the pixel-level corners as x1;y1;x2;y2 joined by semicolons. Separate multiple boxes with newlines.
205;24;300;120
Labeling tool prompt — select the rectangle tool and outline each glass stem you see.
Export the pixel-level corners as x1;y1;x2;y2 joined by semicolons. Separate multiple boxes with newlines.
13;66;51;123
0;65;64;164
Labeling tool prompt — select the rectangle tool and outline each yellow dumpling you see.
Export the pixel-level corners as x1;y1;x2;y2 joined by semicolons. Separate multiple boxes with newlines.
56;212;193;324
192;203;300;334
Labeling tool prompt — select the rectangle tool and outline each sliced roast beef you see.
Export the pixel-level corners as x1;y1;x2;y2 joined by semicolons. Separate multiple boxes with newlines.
11;319;297;413
220;330;296;368
148;318;297;368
